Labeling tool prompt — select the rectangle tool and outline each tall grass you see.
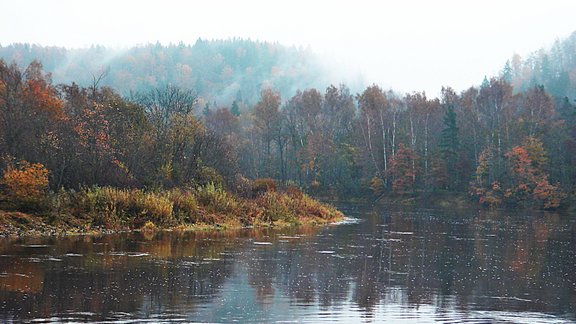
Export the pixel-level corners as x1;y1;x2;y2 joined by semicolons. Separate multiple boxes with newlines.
75;187;175;228
4;182;343;231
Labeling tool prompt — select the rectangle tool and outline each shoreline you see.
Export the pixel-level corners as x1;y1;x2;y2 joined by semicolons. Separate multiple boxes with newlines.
0;187;345;238
0;210;344;238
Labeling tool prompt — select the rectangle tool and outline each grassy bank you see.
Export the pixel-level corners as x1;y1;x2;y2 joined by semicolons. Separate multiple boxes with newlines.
0;183;344;237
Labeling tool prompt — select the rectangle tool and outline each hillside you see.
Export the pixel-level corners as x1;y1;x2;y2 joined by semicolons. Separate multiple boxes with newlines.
502;31;576;100
0;39;337;107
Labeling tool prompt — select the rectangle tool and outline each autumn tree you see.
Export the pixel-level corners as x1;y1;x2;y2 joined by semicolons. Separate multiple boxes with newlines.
253;88;283;179
477;78;514;156
505;137;563;209
132;85;201;186
0;60;65;166
471;146;503;208
133;84;197;139
205;107;240;139
389;144;418;194
357;85;389;183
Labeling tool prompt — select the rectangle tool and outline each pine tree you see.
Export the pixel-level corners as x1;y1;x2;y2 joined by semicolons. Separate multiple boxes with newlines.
231;100;240;116
502;60;512;83
439;105;459;189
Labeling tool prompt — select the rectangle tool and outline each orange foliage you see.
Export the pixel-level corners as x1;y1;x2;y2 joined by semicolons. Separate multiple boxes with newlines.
1;161;49;201
389;144;417;194
505;137;564;209
473;137;564;209
477;181;503;208
22;79;64;119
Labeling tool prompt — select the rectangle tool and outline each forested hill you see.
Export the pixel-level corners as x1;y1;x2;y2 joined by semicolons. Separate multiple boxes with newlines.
0;39;341;106
502;31;576;99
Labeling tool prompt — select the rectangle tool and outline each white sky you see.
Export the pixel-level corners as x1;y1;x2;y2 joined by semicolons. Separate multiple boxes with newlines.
1;0;575;97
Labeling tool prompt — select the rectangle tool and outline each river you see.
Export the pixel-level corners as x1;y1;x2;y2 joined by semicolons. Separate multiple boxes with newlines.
0;203;575;323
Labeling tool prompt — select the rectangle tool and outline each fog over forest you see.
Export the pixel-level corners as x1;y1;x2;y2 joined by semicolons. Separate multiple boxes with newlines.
0;40;365;106
2;1;575;96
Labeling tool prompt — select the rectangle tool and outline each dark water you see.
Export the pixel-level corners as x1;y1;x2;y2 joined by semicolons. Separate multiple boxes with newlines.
1;203;575;323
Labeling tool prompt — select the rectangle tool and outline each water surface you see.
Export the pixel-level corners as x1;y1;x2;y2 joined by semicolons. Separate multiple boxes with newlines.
1;203;575;323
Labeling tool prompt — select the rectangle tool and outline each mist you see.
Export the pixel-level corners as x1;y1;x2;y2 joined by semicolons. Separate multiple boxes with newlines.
2;0;576;98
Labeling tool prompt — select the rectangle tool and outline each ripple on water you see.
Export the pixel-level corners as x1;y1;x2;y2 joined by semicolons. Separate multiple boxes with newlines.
331;217;362;225
253;241;273;245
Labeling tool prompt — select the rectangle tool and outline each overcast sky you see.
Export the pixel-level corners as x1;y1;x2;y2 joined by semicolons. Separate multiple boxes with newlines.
2;0;575;96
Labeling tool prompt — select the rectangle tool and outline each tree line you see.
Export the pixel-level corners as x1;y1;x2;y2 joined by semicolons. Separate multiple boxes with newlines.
1;59;574;210
230;80;574;209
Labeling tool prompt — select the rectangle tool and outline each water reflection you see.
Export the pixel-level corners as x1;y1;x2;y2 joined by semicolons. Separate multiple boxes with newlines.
0;204;574;323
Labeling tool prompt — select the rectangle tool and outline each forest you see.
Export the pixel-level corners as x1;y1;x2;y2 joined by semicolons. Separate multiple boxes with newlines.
0;39;343;106
1;34;576;218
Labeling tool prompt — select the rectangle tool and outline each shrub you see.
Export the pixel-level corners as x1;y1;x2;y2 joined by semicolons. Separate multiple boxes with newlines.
256;192;293;223
285;185;303;199
195;182;238;215
195;166;224;188
138;192;173;225
234;174;253;198
166;189;198;222
369;176;384;196
1;161;49;210
252;178;276;196
141;220;157;231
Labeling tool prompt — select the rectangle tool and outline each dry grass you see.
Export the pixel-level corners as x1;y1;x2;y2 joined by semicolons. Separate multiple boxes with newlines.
0;182;344;234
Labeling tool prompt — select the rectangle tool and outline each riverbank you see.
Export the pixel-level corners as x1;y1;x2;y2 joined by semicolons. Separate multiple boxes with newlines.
374;192;475;210
0;185;344;237
324;189;574;212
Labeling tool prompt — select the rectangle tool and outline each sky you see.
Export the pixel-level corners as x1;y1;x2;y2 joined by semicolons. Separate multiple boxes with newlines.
2;0;576;97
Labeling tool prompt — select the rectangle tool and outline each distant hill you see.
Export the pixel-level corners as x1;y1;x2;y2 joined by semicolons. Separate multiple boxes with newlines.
0;39;343;107
502;31;576;99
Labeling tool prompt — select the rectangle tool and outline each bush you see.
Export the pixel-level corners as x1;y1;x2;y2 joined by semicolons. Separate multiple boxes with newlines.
166;189;199;222
195;166;224;188
234;174;253;198
1;161;49;210
252;178;277;197
285;185;303;199
195;182;238;215
255;192;293;223
369;176;384;196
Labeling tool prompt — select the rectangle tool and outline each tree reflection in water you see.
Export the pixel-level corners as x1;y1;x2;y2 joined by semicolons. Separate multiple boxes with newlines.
0;203;575;322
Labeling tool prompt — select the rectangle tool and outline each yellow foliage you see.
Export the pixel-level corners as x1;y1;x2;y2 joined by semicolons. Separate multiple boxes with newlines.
369;176;384;196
